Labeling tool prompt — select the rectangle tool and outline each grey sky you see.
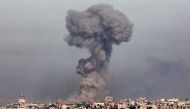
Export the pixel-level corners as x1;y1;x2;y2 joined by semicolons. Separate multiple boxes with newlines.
0;0;190;102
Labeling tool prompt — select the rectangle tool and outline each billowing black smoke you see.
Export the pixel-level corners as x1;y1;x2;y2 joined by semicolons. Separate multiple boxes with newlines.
65;4;133;102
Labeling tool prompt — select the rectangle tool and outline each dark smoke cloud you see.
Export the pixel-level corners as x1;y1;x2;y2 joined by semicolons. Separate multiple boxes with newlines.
65;4;133;102
0;0;190;102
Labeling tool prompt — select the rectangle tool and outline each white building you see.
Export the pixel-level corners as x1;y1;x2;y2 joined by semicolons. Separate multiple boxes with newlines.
117;101;127;109
17;94;26;109
92;102;104;108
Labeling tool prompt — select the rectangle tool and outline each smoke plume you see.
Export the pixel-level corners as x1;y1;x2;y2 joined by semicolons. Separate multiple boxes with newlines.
65;4;133;102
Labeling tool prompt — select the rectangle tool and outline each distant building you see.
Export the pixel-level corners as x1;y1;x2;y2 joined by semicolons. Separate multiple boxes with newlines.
117;101;127;109
17;94;26;109
48;104;58;109
92;102;104;108
105;96;113;103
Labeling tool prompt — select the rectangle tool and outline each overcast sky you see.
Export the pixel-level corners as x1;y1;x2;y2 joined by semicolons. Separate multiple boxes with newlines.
0;0;190;102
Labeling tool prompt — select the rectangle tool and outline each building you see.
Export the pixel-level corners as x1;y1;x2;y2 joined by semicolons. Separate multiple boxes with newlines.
17;94;26;109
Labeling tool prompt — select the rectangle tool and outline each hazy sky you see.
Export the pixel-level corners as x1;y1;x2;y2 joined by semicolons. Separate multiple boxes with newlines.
0;0;190;102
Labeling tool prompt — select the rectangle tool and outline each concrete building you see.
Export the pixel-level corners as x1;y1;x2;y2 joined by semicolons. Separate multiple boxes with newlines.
92;102;104;109
17;94;26;109
117;101;128;109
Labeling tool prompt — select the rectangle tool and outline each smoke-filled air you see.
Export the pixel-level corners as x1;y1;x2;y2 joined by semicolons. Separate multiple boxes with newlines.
65;4;133;102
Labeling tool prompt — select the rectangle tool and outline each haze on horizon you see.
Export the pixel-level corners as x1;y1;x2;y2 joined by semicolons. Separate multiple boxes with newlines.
0;0;190;102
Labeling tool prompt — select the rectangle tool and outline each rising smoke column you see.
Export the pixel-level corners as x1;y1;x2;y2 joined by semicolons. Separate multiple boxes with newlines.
65;4;133;102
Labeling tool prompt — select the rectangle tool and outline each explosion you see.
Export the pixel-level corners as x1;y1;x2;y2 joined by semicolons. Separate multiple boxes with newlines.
65;4;133;102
